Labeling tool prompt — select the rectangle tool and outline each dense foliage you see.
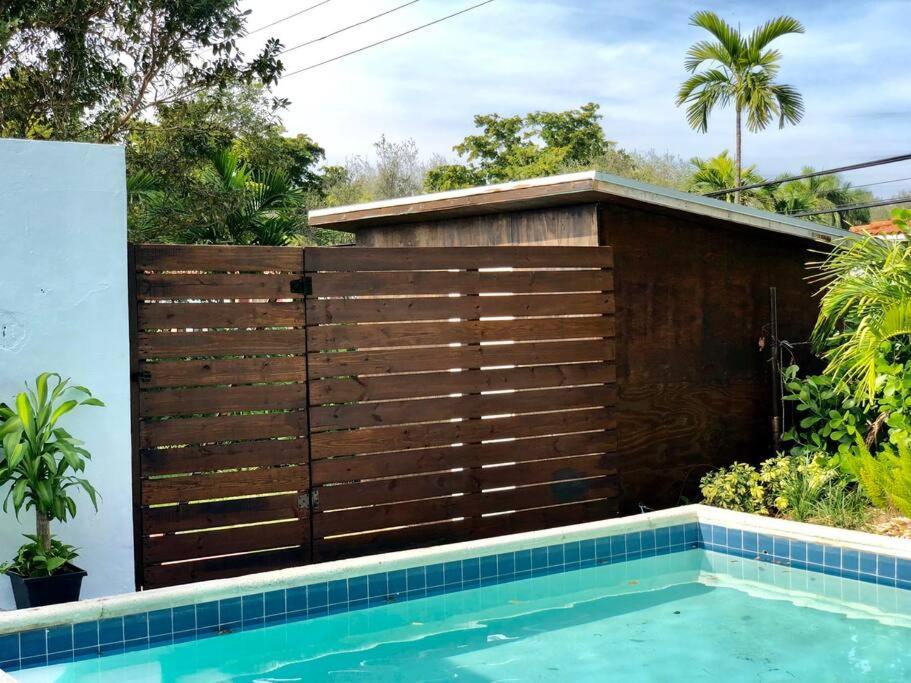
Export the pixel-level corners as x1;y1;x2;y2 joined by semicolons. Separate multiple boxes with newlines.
0;1;281;141
0;535;78;577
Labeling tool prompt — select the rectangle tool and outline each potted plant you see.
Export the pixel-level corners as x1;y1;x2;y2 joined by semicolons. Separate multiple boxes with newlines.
0;372;102;608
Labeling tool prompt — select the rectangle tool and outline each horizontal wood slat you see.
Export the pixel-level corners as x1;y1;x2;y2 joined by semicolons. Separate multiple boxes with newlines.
308;269;614;297
307;339;616;378
140;412;308;448
306;292;614;325
142;548;305;588
135;244;302;272
143;465;308;505
137;273;304;300
141;383;308;418
307;316;615;351
306;246;613;271
141;357;308;389
143;493;300;535
138;329;307;358
141;440;308;477
139;302;305;329
144;521;304;564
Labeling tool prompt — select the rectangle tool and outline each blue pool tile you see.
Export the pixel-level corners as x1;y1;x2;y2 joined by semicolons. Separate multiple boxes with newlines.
640;529;656;552
790;540;807;562
148;609;172;637
498;552;515;576
757;534;774;556
328;602;347;615
564;541;581;564
625;532;641;554
20;654;47;669
726;528;742;550
878;555;896;579
669;525;685;547
580;539;596;564
46;625;73;654
531;547;548;570
655;527;670;550
242;593;265;623
515;550;532;573
897;558;911;582
173;604;196;633
264;590;286;617
328;579;348;605
480;555;498;579
877;574;897;587
218;598;242;626
842;549;860;572
742;531;758;553
425;563;444;588
595;537;611;560
0;633;18;662
349;598;369;611
710;525;726;546
610;534;626;558
0;659;18;673
286;586;308;613
196;602;218;631
444;561;462;585
123;639;148;654
388;570;407;595
309;582;329;608
99;617;124;646
807;543;825;566
772;537;789;560
123;613;148;641
824;546;841;568
20;630;46;658
47;650;73;665
405;568;425;593
73;621;99;649
684;522;699;545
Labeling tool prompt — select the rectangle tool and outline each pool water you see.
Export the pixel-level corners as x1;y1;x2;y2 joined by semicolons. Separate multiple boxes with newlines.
15;550;911;682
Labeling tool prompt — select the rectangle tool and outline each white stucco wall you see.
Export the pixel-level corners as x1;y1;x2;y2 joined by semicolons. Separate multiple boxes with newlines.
0;139;133;608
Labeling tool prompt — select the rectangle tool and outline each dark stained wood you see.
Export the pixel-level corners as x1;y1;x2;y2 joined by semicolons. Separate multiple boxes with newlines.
311;431;618;484
135;244;302;272
310;362;616;404
314;475;620;536
317;452;618;509
307;245;613;270
141;356;308;389
308;269;613;297
143;493;300;534
138;329;307;357
306;292;615;325
140;383;308;418
137;273;305;300
142;466;309;505
314;498;618;562
142;548;305;588
141;439;309;477
140;411;307;448
306;316;615;351
144;520;304;564
307;338;616;378
311;385;617;431
311;409;615;459
139;302;305;329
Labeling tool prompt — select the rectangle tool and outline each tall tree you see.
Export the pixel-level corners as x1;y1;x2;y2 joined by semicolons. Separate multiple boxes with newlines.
676;11;805;203
0;1;281;141
687;150;768;207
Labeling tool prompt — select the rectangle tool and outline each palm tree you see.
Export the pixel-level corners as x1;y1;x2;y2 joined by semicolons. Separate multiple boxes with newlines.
766;169;873;228
688;150;768;207
676;11;805;203
811;209;911;402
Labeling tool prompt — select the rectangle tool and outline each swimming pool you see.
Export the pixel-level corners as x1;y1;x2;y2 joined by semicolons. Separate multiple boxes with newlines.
4;505;911;681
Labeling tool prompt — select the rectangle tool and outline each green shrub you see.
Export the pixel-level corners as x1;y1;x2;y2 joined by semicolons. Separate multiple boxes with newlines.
760;453;836;521
699;463;767;514
810;482;870;530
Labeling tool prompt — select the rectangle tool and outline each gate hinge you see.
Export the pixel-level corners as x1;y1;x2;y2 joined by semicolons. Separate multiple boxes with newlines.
298;490;319;511
290;276;312;295
132;370;152;384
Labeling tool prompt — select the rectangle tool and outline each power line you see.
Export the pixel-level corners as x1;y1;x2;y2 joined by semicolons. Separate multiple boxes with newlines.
792;196;911;218
704;153;911;197
282;0;496;78
851;176;911;191
248;0;333;36
281;1;421;55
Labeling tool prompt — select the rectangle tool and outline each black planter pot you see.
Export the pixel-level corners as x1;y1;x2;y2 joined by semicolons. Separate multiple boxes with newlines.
7;564;87;609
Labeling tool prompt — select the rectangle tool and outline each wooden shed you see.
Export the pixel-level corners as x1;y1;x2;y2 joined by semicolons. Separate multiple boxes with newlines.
309;172;844;512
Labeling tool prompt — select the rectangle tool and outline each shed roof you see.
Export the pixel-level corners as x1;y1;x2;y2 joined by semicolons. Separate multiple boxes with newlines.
308;171;849;244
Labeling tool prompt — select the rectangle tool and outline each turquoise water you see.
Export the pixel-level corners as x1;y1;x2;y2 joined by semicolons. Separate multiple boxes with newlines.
16;550;911;682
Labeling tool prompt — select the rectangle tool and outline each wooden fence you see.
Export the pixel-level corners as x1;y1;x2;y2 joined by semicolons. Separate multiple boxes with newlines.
131;244;617;588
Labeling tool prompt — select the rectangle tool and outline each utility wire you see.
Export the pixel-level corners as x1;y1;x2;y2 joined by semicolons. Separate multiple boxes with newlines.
281;1;421;55
704;153;911;197
281;0;496;78
792;196;911;218
850;176;911;191
248;0;333;35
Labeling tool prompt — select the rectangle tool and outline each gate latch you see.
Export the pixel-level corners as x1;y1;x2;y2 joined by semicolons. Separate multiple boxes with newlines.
298;490;319;511
290;276;312;295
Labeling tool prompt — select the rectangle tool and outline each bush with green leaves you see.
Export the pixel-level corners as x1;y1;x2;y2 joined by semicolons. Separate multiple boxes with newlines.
699;462;768;514
0;535;78;577
0;373;102;576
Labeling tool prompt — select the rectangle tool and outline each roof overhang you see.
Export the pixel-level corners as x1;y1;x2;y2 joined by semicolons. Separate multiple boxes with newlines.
309;171;850;244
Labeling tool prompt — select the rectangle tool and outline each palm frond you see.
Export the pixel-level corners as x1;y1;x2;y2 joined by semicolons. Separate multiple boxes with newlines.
770;83;805;127
747;15;804;52
684;39;733;72
689;11;743;59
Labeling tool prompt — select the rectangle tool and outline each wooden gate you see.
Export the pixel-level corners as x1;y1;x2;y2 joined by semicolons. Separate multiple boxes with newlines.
130;244;617;588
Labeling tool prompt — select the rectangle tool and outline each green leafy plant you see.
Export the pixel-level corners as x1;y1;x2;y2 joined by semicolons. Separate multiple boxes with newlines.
699;462;767;514
810;482;871;530
0;535;78;577
838;434;911;517
0;373;102;575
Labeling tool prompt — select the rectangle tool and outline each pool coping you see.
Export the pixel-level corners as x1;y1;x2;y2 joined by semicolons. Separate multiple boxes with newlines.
3;503;911;637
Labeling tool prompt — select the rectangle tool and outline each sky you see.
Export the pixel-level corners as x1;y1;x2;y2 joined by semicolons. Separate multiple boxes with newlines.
237;0;911;195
